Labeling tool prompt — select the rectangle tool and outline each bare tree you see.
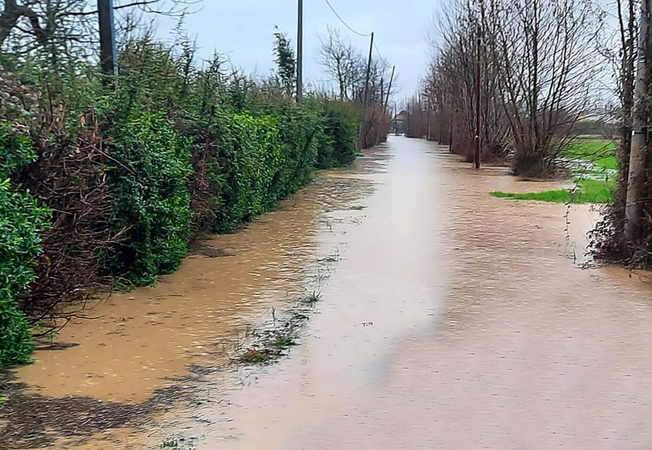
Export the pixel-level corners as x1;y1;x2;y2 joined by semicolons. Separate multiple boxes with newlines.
424;0;602;174
491;0;603;176
0;0;194;61
318;26;365;101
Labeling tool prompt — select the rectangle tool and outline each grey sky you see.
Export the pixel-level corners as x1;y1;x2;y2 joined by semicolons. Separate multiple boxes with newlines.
155;0;438;100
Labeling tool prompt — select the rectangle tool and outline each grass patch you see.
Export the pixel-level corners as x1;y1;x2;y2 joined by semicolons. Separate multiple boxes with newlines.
492;139;617;204
232;292;321;366
563;139;617;171
491;178;613;204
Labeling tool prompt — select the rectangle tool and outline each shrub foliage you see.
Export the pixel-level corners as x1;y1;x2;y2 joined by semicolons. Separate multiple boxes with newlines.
0;30;385;368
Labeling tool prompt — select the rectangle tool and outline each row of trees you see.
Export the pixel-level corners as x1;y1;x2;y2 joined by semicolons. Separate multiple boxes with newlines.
0;1;393;368
420;0;652;268
422;0;603;175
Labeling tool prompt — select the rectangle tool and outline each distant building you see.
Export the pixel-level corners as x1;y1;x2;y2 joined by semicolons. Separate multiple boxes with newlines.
393;110;408;134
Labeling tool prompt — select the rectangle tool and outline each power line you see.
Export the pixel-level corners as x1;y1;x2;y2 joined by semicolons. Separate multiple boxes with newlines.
323;0;372;37
373;41;384;62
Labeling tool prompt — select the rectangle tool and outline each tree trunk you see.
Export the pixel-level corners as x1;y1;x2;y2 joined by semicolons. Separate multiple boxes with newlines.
625;0;650;242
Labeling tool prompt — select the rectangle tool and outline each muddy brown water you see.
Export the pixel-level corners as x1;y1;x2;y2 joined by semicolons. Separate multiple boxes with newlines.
4;136;652;449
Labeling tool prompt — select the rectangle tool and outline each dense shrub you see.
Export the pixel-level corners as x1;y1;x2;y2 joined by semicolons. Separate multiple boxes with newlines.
212;112;283;232
0;125;50;368
187;104;355;234
210;108;320;232
317;105;358;169
105;111;194;285
273;108;320;197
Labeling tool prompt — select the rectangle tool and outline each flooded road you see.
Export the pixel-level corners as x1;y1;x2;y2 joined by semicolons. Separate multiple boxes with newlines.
4;136;652;449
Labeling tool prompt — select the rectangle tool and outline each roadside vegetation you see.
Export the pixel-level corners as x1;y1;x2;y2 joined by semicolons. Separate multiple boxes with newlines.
0;3;393;368
491;139;616;204
416;0;652;268
491;179;613;204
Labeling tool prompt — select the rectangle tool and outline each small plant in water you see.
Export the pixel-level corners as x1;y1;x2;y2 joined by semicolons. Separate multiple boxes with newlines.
161;438;179;448
274;334;297;349
301;291;321;305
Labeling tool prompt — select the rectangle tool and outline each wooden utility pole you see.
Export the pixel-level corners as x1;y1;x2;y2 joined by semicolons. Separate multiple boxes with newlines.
474;0;483;169
449;109;455;153
625;0;651;241
296;0;304;104
380;77;385;112
394;104;398;135
98;0;117;76
384;65;395;113
358;31;374;148
427;98;432;141
362;32;375;109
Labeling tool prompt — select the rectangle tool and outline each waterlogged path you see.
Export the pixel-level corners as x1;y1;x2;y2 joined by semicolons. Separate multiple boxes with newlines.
4;136;652;449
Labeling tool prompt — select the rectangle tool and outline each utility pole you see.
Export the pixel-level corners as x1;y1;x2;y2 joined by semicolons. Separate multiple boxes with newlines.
384;65;395;113
449;108;455;153
380;77;385;112
296;0;304;104
625;0;651;241
427;97;431;141
362;32;375;109
474;0;483;169
394;104;398;135
98;0;118;77
358;31;374;148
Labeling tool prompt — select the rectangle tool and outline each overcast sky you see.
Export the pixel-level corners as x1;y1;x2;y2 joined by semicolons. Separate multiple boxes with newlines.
155;0;439;101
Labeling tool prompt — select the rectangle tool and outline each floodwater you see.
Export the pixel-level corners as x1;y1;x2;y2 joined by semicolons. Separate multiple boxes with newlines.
5;136;652;449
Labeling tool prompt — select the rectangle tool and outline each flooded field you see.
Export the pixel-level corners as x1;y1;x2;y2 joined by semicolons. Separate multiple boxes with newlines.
3;136;652;449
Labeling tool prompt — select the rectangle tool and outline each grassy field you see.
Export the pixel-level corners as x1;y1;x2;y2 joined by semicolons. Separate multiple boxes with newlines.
564;139;617;171
491;139;617;204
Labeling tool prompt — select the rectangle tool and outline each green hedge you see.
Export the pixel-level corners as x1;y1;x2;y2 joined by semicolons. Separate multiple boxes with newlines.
212;112;284;231
105;111;194;286
317;106;358;169
208;107;327;233
0;101;361;367
0;125;50;368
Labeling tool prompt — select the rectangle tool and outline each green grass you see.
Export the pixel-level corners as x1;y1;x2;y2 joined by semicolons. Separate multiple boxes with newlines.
491;179;613;204
563;139;617;171
491;139;617;204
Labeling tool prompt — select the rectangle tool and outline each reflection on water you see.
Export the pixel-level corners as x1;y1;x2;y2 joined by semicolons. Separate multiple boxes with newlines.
5;136;652;450
153;137;652;450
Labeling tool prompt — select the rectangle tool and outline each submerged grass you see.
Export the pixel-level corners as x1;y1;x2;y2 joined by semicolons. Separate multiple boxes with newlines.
232;292;322;365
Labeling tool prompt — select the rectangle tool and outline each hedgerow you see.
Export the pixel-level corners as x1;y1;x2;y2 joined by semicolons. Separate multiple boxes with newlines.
0;124;50;367
0;30;385;368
